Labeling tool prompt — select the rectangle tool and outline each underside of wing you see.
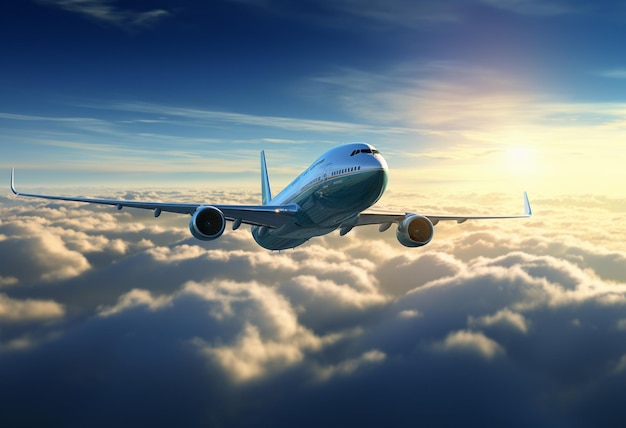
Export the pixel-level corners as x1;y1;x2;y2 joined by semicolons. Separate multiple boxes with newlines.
10;168;299;229
355;192;531;248
216;204;299;228
358;192;532;226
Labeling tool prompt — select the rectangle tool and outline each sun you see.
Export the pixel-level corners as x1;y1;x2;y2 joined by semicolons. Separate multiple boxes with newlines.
506;146;533;173
506;146;532;163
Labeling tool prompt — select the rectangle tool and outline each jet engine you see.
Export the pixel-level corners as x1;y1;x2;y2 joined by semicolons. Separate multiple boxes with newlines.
189;206;226;241
396;214;434;247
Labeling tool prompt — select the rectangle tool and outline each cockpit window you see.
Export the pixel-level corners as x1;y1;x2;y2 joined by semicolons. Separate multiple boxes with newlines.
350;148;380;156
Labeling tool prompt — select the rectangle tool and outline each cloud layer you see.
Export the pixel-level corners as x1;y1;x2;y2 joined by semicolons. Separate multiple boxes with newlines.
1;191;625;426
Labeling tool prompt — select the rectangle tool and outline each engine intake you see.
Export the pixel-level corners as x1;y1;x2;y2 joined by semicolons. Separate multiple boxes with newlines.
396;214;434;247
190;206;226;241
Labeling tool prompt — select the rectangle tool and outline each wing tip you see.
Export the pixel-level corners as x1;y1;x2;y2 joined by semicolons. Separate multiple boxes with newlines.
10;167;18;195
523;191;532;217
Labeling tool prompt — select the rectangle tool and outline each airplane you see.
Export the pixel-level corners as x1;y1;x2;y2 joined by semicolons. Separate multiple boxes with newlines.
10;142;531;250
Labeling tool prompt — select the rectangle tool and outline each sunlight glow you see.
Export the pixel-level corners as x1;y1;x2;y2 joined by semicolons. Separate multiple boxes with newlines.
506;145;534;174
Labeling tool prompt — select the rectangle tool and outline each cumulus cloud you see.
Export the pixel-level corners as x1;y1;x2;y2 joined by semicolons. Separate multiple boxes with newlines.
98;288;172;316
185;279;360;382
0;276;18;287
375;251;463;296
1;191;626;426
0;293;65;322
0;221;91;282
468;308;529;334
433;329;505;359
196;322;324;383
286;272;384;310
397;309;422;319
312;349;386;381
97;279;357;383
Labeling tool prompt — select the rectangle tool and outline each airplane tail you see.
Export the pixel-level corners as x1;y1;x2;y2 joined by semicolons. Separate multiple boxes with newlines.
261;150;272;205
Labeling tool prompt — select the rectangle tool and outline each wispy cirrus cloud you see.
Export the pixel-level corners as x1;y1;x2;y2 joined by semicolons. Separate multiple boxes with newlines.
227;0;462;28
310;61;626;195
38;0;171;30
593;69;626;79
111;101;416;135
479;0;584;15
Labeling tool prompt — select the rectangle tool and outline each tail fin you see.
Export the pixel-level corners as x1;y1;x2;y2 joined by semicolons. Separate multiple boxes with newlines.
260;150;272;205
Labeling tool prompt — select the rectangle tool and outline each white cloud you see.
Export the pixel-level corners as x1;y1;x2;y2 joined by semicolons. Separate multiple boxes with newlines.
227;0;461;28
145;244;208;263
39;0;171;30
0;335;35;352
433;330;505;359
186;280;346;382
112;101;412;136
0;294;65;322
195;323;322;383
468;308;529;334
593;69;626;79
0;276;18;287
2;192;626;424
313;349;386;381
398;309;422;319
282;274;387;310
414;251;626;312
375;251;464;296
98;289;172;316
309;62;626;196
0;225;91;282
479;0;581;15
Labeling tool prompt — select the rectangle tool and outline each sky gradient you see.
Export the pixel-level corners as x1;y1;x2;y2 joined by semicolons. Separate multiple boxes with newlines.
1;0;625;195
1;1;626;427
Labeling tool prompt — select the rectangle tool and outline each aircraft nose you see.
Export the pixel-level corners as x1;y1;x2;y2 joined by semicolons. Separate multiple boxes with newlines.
365;152;388;172
375;154;389;171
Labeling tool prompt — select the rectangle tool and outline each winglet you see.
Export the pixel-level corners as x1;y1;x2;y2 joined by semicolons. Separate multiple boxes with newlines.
10;167;18;195
523;191;532;217
260;150;272;205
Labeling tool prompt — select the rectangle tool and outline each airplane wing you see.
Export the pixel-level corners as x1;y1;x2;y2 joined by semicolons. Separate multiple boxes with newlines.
357;192;532;227
10;169;298;228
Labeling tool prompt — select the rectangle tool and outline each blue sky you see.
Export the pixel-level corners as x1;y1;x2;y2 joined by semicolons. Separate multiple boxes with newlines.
1;0;625;195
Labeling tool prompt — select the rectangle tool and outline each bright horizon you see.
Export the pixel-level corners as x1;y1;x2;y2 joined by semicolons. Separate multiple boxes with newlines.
1;2;625;198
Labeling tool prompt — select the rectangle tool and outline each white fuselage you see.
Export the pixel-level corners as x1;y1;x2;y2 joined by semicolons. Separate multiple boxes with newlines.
252;143;388;250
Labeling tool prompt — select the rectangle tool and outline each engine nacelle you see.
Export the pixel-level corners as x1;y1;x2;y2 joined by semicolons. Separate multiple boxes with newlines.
396;214;434;247
189;206;226;241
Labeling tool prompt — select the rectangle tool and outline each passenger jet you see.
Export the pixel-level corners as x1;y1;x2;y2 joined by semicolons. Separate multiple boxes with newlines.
10;143;531;250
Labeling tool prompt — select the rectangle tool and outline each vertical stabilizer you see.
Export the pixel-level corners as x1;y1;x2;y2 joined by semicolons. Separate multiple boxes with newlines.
260;150;272;205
